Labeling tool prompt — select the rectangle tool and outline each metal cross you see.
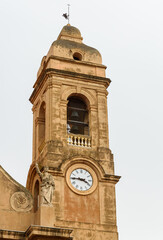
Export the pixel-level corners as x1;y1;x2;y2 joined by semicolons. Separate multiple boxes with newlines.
62;4;70;24
67;4;70;24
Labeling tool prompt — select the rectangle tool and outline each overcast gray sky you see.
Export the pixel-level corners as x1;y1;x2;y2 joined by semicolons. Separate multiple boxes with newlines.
0;0;163;239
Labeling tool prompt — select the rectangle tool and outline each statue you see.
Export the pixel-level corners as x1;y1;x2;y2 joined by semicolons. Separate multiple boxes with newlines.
35;163;55;205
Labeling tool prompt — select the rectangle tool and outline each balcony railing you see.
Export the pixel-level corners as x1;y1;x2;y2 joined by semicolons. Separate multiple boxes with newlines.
67;134;91;147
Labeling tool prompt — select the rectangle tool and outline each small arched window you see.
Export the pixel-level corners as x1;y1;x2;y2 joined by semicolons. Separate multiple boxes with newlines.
67;96;89;135
34;180;39;212
73;52;82;61
38;102;45;150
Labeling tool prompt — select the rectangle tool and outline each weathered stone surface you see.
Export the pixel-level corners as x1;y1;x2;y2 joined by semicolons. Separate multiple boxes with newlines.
0;25;120;240
0;166;33;230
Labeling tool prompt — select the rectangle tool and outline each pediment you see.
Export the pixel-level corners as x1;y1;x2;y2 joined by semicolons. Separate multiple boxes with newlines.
0;165;33;212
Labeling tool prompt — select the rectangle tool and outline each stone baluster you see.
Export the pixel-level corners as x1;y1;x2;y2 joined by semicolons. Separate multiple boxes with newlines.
81;138;84;146
78;137;80;146
67;134;91;147
70;136;71;144
88;138;91;147
74;136;77;145
84;138;88;147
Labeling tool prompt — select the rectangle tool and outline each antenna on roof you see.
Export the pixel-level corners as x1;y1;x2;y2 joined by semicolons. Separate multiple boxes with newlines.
62;4;70;24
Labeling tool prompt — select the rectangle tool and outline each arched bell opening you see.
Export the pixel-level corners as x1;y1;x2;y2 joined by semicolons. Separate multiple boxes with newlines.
67;96;89;136
67;95;91;147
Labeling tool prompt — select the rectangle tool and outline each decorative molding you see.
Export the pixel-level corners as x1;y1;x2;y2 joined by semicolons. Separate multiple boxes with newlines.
35;117;45;126
26;225;73;240
30;68;111;103
10;191;33;212
0;225;73;240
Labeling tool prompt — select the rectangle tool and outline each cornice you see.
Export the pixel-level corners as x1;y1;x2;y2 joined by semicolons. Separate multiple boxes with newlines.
48;55;107;68
102;174;121;184
29;68;111;103
0;225;73;240
0;229;24;240
25;225;73;239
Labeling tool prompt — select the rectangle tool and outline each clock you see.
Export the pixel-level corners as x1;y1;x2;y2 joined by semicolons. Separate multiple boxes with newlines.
70;168;93;191
66;163;98;195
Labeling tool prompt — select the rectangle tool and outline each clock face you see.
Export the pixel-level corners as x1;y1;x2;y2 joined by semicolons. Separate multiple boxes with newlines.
70;168;93;191
66;163;98;195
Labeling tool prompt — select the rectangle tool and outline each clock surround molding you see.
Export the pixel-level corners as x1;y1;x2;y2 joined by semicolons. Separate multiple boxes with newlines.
66;163;98;195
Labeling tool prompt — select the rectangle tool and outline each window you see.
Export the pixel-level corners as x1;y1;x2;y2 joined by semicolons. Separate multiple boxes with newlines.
38;102;45;149
67;96;89;135
73;52;82;61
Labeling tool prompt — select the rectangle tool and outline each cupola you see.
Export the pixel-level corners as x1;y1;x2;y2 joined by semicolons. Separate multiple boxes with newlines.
36;24;105;80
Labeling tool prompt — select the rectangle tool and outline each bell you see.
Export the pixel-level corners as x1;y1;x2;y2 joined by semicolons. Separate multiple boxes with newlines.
71;110;79;118
71;125;79;133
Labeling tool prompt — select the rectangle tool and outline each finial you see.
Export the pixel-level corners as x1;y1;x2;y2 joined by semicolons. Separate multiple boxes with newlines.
62;4;70;24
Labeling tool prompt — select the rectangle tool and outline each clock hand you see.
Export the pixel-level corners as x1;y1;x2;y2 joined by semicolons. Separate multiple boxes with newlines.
82;178;92;186
77;177;90;184
71;177;85;181
70;177;91;189
79;178;88;184
83;179;91;186
70;177;91;186
71;177;88;182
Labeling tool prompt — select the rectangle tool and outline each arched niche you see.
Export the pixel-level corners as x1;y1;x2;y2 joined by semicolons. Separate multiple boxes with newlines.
38;102;46;150
34;180;40;212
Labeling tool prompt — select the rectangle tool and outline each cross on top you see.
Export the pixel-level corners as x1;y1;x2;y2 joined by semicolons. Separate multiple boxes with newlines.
62;4;70;24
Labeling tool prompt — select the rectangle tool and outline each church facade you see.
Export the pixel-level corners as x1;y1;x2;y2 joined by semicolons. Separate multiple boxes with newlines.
0;25;120;240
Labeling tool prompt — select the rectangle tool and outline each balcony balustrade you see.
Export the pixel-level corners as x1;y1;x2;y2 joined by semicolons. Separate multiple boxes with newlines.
67;134;91;147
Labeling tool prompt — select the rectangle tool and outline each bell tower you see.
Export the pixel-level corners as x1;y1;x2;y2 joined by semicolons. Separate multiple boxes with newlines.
27;24;120;240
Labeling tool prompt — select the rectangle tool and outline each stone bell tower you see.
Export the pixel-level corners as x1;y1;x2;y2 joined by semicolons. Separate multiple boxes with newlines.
25;24;120;240
0;25;114;240
0;24;120;240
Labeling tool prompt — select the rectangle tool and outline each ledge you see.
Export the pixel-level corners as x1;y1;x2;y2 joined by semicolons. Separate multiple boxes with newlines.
102;174;121;184
0;225;73;240
26;225;73;240
0;229;24;240
30;68;111;103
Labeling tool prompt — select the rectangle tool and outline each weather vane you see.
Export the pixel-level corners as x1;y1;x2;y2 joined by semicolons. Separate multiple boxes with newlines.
62;4;70;24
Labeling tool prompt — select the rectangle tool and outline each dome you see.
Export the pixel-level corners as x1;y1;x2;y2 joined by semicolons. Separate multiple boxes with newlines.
57;24;83;42
46;25;102;64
